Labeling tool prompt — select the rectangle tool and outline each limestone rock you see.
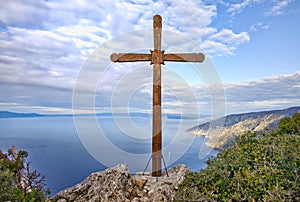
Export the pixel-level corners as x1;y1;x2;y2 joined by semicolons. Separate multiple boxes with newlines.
49;163;130;202
133;176;148;190
48;163;190;202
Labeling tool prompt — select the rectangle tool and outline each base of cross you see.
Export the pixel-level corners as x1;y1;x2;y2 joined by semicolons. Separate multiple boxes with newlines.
143;152;169;177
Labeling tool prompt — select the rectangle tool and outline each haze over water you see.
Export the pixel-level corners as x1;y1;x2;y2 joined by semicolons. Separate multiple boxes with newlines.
0;116;217;195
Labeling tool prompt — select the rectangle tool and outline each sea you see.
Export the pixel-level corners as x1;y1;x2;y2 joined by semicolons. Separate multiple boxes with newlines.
0;115;218;195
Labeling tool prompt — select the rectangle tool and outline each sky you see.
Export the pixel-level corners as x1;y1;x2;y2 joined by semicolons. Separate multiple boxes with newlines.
0;0;300;116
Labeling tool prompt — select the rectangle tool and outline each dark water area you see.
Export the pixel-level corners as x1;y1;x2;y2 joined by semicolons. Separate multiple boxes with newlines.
0;116;218;195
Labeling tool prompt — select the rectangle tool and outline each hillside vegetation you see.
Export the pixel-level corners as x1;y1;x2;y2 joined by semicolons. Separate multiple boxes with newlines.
175;113;300;201
0;146;50;201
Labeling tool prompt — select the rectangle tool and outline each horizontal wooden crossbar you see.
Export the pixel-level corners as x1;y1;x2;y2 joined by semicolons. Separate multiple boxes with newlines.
164;53;205;62
110;53;205;63
110;53;151;62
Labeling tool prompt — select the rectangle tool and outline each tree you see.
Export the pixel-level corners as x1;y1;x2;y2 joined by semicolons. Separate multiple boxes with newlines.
0;146;50;201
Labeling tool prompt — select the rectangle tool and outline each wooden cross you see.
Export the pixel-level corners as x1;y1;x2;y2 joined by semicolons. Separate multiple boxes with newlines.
110;15;205;176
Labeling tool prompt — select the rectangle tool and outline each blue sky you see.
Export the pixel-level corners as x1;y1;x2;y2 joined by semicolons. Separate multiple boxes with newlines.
0;0;299;115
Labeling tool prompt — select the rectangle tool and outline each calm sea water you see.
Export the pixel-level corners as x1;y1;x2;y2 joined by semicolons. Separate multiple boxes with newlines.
0;116;218;195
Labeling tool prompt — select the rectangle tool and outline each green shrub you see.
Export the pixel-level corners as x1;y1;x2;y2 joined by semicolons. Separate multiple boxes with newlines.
175;114;300;201
278;112;300;135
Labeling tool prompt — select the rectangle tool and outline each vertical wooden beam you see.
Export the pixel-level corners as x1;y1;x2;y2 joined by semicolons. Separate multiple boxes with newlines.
152;15;162;177
153;15;162;50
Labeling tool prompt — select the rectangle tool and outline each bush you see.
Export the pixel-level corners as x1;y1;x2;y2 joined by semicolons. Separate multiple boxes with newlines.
0;146;50;201
278;112;300;135
175;114;300;201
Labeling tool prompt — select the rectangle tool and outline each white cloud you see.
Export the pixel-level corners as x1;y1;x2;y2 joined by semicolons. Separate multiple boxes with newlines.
227;0;294;16
104;0;217;41
0;26;80;91
265;0;293;16
0;0;248;66
200;40;236;56
209;29;250;45
200;28;250;56
227;0;263;14
224;71;300;113
0;0;48;28
250;22;269;32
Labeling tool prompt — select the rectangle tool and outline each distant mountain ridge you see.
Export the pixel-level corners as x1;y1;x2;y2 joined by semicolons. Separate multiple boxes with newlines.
0;111;201;119
0;111;46;118
188;106;300;148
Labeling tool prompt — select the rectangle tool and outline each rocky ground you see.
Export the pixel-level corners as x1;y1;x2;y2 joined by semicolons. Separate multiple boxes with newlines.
48;163;190;202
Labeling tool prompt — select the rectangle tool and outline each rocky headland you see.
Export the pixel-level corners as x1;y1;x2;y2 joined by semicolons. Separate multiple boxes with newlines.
188;106;300;148
48;163;190;202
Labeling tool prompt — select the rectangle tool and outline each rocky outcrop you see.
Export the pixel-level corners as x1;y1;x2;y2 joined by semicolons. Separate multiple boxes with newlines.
188;106;300;148
48;163;190;202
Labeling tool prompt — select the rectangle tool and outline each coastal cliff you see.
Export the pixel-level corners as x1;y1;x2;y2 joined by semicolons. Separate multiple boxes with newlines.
188;106;300;148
